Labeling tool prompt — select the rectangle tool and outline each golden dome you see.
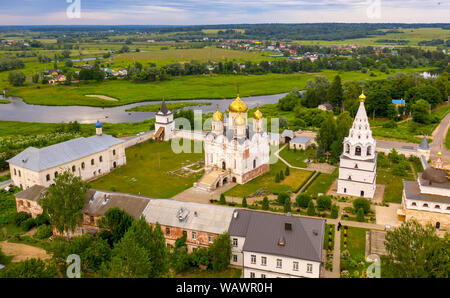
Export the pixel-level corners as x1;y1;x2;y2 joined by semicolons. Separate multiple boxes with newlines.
359;91;366;102
253;107;263;120
212;108;224;121
229;94;248;113
234;113;245;126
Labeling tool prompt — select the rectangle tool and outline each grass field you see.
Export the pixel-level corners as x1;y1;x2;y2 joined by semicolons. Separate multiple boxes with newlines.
6;67;433;107
224;160;311;197
304;169;338;196
126;101;211;112
376;157;416;203
340;226;370;278
0;100;10;104
279;147;316;168
89;139;204;198
115;47;271;66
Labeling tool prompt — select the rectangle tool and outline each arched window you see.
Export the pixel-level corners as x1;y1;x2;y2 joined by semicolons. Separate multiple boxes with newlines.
434;205;440;209
354;164;358;169
18;170;21;177
411;202;417;207
348;176;352;180
14;169;16;175
345;144;350;154
91;159;95;165
367;146;372;156
423;203;429;208
355;146;361;156
54;171;58;178
99;156;103;162
112;149;116;156
46;174;50;181
81;162;85;169
113;162;117;168
72;165;76;172
447;206;450;210
253;159;256;169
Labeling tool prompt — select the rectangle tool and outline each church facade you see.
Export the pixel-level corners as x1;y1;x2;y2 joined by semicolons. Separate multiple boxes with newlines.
337;92;377;199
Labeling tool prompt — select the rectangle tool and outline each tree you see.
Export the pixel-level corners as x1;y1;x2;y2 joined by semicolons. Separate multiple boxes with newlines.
209;232;232;272
262;196;269;210
8;70;26;86
295;193;311;208
66;234;111;273
307;200;316;216
327;75;343;109
277;192;290;205
353;197;371;214
39;170;89;240
284;199;292;213
317;115;337;155
384;220;449;278
285;166;290;176
411;99;432;124
241;196;247;208
279;170;285;181
0;258;57;278
101;217;169;278
97;207;134;246
275;172;280;183
356;208;365;222
316;195;332;210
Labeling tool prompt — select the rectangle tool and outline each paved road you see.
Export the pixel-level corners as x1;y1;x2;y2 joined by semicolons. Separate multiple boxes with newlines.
431;112;450;162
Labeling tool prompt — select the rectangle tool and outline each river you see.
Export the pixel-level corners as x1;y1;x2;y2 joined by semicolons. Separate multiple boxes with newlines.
0;93;287;124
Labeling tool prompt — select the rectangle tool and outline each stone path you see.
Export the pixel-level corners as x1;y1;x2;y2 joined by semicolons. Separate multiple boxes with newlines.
430;112;450;162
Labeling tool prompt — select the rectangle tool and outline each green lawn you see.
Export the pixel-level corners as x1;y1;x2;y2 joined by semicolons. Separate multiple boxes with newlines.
173;267;242;278
89;139;204;198
6;68;431;107
304;169;338;196
376;159;415;204
279;147;316;168
0;99;10;104
340;226;370;278
224;161;312;197
126;101;211;112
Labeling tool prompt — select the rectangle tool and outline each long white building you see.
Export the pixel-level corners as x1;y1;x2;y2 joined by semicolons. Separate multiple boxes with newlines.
337;92;377;199
7;121;126;189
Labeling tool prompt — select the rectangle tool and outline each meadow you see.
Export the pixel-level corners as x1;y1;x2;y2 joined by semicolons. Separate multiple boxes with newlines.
126;101;211;112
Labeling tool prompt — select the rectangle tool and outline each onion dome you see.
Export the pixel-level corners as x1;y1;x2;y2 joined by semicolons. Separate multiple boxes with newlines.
212;108;224;121
422;167;448;184
253;107;263;120
359;91;366;102
95;120;102;128
234;113;245;126
229;94;248;113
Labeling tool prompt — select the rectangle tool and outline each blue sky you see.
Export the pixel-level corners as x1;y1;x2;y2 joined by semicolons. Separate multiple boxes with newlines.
0;0;448;25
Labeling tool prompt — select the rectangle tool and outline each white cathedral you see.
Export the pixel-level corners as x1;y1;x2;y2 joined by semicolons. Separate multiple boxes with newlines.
337;92;377;199
202;95;270;187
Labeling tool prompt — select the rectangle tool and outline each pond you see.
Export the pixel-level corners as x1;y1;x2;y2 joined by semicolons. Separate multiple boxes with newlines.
0;93;287;124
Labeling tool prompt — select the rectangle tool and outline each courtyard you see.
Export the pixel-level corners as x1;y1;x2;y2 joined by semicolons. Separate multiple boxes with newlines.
90;139;204;198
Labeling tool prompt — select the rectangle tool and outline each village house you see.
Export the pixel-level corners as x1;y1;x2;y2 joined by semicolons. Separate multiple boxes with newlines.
289;136;316;150
142;199;235;252
318;103;334;111
7;121;126;189
228;209;325;278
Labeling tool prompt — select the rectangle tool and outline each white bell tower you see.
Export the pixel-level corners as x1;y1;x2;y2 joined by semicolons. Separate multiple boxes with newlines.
154;100;174;141
337;92;377;199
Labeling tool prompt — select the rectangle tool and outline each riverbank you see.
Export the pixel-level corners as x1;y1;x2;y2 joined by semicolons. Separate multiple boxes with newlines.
5;68;432;108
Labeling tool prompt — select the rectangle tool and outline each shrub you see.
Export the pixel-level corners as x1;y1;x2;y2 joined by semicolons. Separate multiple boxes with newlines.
353;197;371;214
295;193;311;208
261;196;269;210
307;200;316;216
35;212;50;226
330;204;339;219
316;195;332;210
34;225;53;239
219;194;226;205
275;173;280;183
21;218;36;231
14;211;31;226
285;166;290;176
277;192;290;205
284;199;292;213
241;196;247;208
356;208;365;222
382;120;398;129
279;170;284;181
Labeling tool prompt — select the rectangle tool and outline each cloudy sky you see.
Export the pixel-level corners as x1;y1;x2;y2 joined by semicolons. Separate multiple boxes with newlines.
0;0;448;25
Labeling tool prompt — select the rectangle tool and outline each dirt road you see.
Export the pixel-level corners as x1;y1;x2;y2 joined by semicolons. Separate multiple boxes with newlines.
0;241;50;262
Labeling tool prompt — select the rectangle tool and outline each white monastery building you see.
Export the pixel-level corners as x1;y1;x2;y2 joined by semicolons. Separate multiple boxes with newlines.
8;121;126;189
337;92;377;199
228;209;325;278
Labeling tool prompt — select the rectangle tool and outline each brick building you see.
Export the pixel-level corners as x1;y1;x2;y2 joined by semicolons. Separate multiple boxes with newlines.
15;185;46;218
